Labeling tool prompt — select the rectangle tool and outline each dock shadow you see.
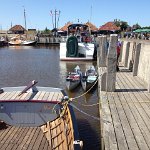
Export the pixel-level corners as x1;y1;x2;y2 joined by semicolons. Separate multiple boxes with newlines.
119;69;132;72
77;118;101;150
115;88;147;92
0;121;9;130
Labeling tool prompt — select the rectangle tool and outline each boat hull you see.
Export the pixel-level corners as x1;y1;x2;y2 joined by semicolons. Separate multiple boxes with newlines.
60;42;95;61
9;40;37;46
66;80;80;91
81;66;98;91
0;85;65;127
81;80;97;91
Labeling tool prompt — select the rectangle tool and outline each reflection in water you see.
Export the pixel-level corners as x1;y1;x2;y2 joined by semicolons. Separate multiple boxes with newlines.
0;46;100;150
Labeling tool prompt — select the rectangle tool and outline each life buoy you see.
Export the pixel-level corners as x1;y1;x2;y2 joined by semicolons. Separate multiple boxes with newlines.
66;36;78;57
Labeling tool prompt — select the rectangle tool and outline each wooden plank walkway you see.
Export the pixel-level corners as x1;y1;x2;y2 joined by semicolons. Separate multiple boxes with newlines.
99;67;150;150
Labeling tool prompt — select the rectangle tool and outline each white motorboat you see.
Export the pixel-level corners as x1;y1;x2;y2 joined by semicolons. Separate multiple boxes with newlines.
60;23;96;61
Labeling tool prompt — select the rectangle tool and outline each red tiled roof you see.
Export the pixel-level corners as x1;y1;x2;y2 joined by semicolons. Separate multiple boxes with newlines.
59;22;72;31
85;22;98;31
9;25;26;31
59;21;98;31
99;22;120;31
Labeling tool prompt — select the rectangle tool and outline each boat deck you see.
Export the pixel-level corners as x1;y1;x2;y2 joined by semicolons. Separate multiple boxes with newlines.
100;67;150;150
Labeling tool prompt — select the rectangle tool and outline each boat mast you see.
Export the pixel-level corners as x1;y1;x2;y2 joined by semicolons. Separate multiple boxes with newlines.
24;8;27;30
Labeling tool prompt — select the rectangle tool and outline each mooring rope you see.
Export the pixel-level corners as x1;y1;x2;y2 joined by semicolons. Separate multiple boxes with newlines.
71;103;100;121
73;100;99;107
69;76;99;101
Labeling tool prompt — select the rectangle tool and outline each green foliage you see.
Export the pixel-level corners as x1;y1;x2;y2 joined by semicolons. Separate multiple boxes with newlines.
41;27;51;34
132;23;141;30
114;19;128;31
141;26;150;29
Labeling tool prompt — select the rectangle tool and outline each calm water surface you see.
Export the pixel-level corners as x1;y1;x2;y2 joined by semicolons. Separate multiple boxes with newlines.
0;45;100;150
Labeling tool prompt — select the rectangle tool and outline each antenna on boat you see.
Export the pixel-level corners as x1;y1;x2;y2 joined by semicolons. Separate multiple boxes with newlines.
57;10;61;29
23;6;27;30
90;5;92;23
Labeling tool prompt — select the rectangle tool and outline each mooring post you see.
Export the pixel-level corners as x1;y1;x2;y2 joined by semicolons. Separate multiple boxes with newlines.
106;34;117;92
97;36;101;67
98;36;107;67
97;36;107;91
133;43;141;76
118;41;123;62
124;42;130;67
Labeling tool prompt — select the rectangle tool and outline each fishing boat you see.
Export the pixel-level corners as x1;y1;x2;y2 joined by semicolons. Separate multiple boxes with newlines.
81;66;98;91
0;80;83;150
60;23;97;61
66;65;81;91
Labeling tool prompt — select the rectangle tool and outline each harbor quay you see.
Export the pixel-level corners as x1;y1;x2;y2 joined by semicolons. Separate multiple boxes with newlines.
97;35;150;150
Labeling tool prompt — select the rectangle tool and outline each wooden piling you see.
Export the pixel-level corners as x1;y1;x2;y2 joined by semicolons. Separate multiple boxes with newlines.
124;42;130;67
106;34;117;92
97;36;107;67
133;43;141;76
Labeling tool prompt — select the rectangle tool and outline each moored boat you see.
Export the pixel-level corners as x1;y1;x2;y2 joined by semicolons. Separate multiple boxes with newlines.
8;36;36;46
81;66;98;91
60;23;96;61
0;80;64;126
66;65;81;91
0;80;83;149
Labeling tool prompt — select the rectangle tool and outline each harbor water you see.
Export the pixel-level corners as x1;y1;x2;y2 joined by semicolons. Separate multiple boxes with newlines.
0;45;100;150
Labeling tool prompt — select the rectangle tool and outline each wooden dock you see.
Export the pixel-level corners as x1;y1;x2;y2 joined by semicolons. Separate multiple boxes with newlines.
96;35;150;150
99;66;150;150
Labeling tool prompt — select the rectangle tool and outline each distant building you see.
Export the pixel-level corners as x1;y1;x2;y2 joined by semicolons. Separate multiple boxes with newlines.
58;21;98;36
85;21;98;35
98;22;120;34
58;22;72;36
27;29;37;35
9;25;26;34
59;22;73;32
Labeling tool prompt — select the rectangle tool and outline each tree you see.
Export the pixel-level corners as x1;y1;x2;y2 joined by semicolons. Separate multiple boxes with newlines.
114;19;128;31
42;27;51;34
132;23;141;30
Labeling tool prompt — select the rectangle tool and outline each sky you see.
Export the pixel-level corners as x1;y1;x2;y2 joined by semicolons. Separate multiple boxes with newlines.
0;0;149;30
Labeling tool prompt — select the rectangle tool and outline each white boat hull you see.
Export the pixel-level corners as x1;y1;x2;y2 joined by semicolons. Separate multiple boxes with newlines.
9;40;36;46
66;80;80;91
60;42;95;61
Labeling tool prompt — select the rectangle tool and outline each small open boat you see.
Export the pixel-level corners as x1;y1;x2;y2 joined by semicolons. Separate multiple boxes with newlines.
81;66;98;91
66;65;81;91
0;80;83;149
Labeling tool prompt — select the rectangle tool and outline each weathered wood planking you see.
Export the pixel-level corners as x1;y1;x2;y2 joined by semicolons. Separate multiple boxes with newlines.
99;67;150;150
117;72;150;149
118;72;150;148
99;91;118;150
